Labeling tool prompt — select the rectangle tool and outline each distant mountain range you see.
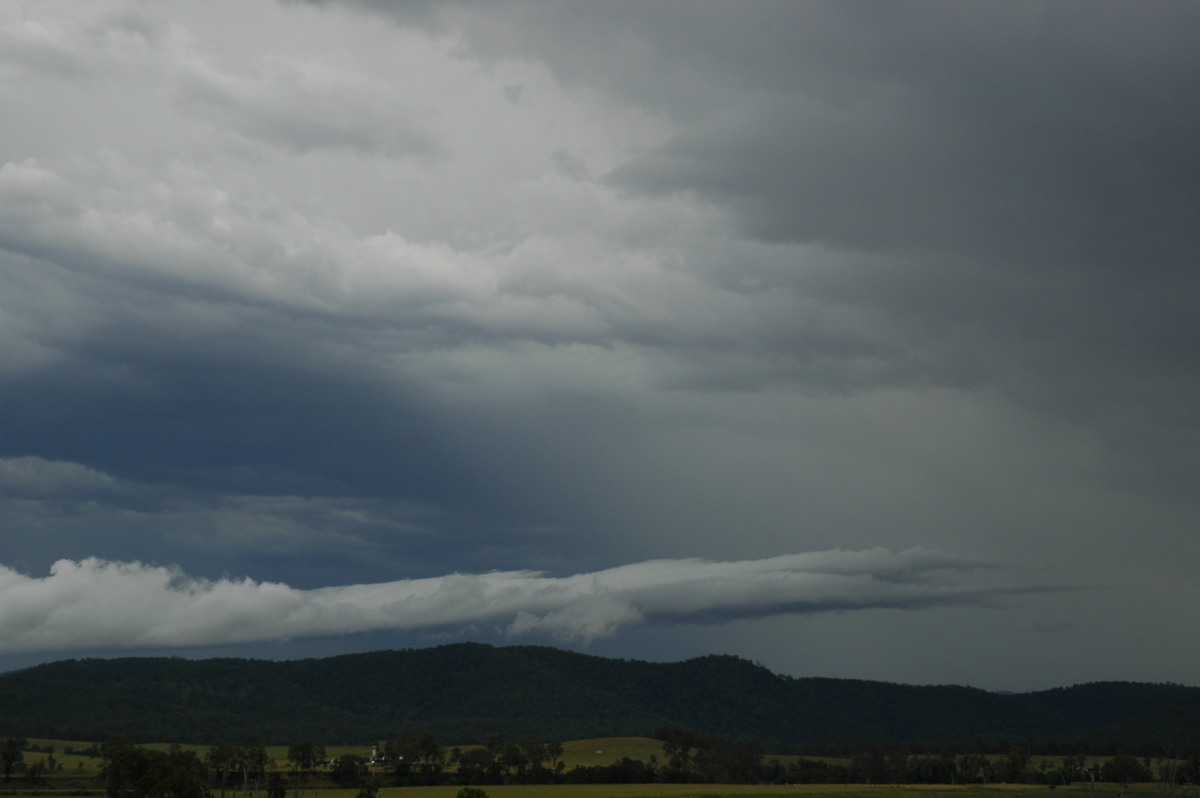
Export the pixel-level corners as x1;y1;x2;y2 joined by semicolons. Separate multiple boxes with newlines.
1;643;1197;751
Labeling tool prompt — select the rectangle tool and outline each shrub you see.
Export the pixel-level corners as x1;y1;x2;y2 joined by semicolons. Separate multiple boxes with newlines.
457;788;489;798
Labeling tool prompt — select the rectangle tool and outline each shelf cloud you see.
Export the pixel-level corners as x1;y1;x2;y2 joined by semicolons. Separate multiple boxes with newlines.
0;550;1029;654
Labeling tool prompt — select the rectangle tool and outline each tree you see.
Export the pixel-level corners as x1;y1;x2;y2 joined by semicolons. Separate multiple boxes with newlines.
102;738;208;798
498;743;526;782
692;738;762;783
1058;755;1087;786
998;745;1029;783
545;741;564;774
658;728;694;774
413;730;445;784
1154;745;1186;798
516;733;551;782
454;749;499;785
239;744;269;798
158;750;210;798
1180;753;1200;788
286;740;323;798
265;771;286;798
1103;754;1151;797
330;755;369;788
852;749;889;784
517;734;546;770
286;741;324;777
0;738;24;782
905;754;956;784
381;735;416;785
483;734;504;760
957;752;992;784
207;741;241;798
355;771;380;798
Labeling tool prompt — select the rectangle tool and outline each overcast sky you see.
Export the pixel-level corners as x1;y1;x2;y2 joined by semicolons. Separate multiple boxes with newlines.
1;0;1198;692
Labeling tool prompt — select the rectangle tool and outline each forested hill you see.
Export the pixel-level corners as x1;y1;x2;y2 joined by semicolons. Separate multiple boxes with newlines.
1;643;1197;750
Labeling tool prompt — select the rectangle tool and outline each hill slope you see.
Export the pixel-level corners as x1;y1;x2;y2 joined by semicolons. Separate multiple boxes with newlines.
0;643;1196;749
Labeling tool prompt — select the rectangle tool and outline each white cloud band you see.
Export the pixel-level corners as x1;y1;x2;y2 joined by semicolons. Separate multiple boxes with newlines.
0;550;1023;654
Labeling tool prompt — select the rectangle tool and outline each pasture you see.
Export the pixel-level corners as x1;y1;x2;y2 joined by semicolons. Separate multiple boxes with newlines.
243;785;1168;798
3;736;1176;798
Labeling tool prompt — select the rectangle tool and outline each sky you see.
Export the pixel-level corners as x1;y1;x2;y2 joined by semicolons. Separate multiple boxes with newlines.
1;0;1198;693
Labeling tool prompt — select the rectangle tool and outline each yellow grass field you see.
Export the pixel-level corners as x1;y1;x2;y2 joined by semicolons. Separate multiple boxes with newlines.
316;785;1159;798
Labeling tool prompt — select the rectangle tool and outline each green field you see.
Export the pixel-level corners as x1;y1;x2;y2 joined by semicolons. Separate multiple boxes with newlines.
2;736;1178;798
0;786;1171;798
270;786;1169;798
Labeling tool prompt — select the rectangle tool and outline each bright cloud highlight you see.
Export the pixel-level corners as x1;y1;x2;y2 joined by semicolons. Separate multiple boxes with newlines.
0;550;1026;654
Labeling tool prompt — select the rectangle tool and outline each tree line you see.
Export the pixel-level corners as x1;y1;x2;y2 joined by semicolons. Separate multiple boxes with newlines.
57;731;1200;798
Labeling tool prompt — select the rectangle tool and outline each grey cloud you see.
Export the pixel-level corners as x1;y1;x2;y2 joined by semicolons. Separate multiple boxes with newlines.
0;454;495;588
175;54;436;158
591;2;1200;498
0;549;1034;654
0;456;120;498
2;0;1198;690
315;0;1200;399
0;5;163;81
118;0;1200;264
0;156;687;352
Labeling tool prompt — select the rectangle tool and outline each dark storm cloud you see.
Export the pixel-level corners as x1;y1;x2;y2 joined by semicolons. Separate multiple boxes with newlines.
319;0;1200;397
575;0;1200;496
0;325;592;584
368;0;1200;256
606;4;1200;266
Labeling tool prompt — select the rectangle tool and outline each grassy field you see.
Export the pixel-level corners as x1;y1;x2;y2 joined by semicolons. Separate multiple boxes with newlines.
3;737;1176;798
298;785;1168;798
0;786;1171;798
0;772;1171;798
12;736;1114;775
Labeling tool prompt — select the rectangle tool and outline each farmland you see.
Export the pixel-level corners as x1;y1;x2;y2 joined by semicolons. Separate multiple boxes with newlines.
0;764;1178;798
0;735;1188;798
323;788;1167;798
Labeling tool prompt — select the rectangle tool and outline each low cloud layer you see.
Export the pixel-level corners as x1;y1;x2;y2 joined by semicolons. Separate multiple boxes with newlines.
0;550;1022;654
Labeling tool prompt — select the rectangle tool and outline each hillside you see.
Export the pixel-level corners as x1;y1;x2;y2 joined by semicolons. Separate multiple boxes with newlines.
0;643;1196;750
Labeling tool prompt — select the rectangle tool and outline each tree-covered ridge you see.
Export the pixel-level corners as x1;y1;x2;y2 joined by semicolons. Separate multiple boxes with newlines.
0;643;1197;750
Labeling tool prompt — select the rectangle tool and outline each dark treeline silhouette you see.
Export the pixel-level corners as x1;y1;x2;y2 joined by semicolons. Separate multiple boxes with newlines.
4;645;1200;750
